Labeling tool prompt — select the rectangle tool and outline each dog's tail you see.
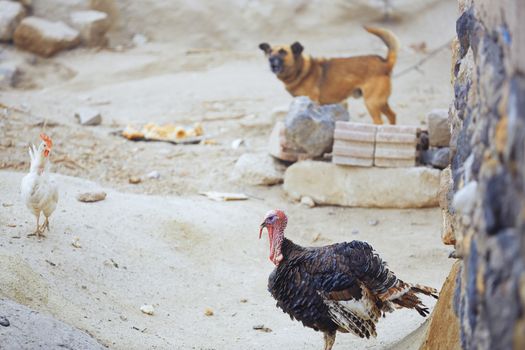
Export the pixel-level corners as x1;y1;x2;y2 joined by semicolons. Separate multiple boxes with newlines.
363;26;399;71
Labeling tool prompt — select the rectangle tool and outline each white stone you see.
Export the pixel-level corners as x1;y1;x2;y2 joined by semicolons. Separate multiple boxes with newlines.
300;196;315;208
147;170;160;180
140;304;154;315
74;107;101;126
70;10;110;47
0;0;26;41
284;161;441;208
230;153;285;186
14;17;80;57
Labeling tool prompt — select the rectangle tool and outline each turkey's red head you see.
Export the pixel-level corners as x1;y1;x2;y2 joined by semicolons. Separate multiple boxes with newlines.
259;209;287;266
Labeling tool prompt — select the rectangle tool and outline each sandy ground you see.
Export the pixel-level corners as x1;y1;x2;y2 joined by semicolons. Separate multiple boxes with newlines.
0;0;457;348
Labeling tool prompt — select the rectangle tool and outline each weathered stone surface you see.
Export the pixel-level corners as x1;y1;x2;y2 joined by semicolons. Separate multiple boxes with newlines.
0;62;19;89
420;261;461;350
31;0;90;23
427;109;451;147
0;0;26;41
284;161;440;208
70;10;110;47
0;298;106;349
421;147;451;169
74;107;101;126
268;121;307;162
448;2;525;349
284;96;349;158
13;17;80;57
230;153;285;186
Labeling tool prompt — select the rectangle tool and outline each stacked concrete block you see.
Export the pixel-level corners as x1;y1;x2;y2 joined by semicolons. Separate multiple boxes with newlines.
375;125;418;167
332;121;376;167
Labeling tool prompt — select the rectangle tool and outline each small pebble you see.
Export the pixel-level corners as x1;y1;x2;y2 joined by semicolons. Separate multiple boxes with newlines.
368;219;379;226
140;304;155;315
72;237;82;248
77;191;107;203
253;324;272;332
129;176;142;184
240;299;248;303
204;308;214;316
351;229;359;235
147;171;160;180
0;316;10;327
300;196;315;208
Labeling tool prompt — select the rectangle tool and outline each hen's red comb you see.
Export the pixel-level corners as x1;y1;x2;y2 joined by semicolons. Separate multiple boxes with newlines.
40;133;52;157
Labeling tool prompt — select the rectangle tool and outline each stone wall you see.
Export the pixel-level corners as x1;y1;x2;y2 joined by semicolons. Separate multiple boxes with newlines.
442;0;525;349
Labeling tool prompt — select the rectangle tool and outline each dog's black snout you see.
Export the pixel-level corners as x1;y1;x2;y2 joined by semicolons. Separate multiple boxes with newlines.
269;57;283;73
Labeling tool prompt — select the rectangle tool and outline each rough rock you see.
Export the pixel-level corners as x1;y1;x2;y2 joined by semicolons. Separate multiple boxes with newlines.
70;10;110;47
0;0;26;42
284;161;440;208
300;196;315;208
0;63;19;89
268;121;307;162
421;147;451;169
420;261;461;350
284;96;349;158
31;0;90;23
230;153;285;186
77;191;107;203
427;109;451;147
13;17;80;57
0;298;106;349
74;107;102;126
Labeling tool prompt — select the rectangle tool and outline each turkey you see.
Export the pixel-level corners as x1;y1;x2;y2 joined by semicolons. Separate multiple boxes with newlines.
20;133;59;238
259;209;438;350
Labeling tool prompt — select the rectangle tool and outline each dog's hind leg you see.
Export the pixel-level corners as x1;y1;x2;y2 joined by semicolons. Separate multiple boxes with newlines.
381;103;396;125
364;99;384;125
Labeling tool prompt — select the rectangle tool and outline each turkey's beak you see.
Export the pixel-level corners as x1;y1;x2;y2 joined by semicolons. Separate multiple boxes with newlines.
259;222;266;239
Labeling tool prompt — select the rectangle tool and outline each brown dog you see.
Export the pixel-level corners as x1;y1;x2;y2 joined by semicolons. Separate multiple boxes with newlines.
259;26;399;124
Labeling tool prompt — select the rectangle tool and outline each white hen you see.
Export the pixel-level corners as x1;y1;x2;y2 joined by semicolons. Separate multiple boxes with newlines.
20;133;58;238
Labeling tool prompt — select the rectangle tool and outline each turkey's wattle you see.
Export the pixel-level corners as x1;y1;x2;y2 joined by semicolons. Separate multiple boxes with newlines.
259;209;439;350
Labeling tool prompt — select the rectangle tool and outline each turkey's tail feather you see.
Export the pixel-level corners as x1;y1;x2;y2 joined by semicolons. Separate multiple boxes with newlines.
319;290;378;339
381;280;439;317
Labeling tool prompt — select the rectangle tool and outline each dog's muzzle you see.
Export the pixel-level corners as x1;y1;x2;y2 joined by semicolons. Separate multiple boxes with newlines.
269;57;283;74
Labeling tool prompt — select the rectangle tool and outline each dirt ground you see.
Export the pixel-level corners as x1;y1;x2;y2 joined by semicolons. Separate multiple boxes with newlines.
0;1;457;349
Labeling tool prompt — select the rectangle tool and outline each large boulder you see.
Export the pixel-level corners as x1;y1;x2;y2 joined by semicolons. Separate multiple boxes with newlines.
70;10;110;47
284;161;441;208
0;0;26;42
230;153;285;186
0;298;106;349
13;17;80;57
419;261;462;350
284;96;349;158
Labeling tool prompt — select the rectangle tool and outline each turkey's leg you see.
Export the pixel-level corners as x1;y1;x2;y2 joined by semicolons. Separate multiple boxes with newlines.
323;331;336;350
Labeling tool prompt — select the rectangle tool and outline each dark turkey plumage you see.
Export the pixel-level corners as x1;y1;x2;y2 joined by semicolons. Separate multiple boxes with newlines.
260;210;438;350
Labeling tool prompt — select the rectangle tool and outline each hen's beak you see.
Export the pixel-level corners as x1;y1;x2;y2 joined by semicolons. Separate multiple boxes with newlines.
259;222;266;239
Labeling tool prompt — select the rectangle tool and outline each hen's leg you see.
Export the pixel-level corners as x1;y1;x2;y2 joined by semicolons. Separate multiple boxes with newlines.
323;331;336;350
27;214;42;237
42;216;50;232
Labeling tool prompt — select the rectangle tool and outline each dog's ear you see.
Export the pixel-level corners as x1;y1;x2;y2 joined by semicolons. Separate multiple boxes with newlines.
291;42;303;56
259;43;271;54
